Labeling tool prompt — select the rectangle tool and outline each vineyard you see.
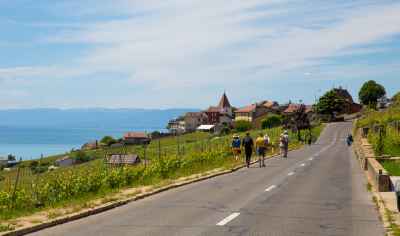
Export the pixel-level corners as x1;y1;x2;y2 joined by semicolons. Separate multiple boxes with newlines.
0;124;325;221
355;107;400;157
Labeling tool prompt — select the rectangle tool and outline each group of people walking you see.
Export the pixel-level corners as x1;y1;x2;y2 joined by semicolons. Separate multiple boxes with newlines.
231;130;292;168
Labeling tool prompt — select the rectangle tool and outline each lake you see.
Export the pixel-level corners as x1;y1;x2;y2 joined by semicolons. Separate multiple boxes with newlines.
0;127;167;161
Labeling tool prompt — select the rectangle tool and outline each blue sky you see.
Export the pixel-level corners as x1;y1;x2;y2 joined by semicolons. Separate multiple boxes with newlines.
0;0;399;110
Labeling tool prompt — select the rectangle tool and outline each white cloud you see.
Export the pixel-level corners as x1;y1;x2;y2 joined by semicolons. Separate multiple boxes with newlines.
1;0;400;108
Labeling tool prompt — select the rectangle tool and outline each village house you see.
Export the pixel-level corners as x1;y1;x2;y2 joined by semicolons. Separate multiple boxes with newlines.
202;92;233;127
234;101;267;122
168;117;180;134
332;86;362;115
123;132;149;145
251;106;281;130
283;104;314;119
178;112;209;133
235;101;281;122
0;157;8;165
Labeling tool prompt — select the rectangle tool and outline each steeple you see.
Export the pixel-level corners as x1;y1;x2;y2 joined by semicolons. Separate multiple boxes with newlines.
218;92;231;108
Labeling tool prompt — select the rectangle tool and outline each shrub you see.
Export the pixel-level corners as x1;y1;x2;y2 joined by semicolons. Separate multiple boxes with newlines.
234;120;253;132
260;115;282;129
32;167;46;175
30;160;38;167
221;127;230;134
333;117;345;122
20;163;26;168
76;152;89;162
185;139;195;143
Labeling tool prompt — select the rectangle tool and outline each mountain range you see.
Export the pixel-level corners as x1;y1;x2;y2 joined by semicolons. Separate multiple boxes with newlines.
0;108;201;128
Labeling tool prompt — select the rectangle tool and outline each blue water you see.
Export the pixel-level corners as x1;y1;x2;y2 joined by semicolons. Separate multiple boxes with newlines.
0;127;167;161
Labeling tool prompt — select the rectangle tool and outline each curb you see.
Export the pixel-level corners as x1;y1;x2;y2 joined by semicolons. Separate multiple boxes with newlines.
0;127;326;236
363;170;392;234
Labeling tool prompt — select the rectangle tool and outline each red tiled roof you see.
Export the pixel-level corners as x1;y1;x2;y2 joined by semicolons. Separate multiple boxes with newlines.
218;92;231;108
283;104;301;113
332;88;354;103
234;101;266;113
202;106;227;114
179;112;208;117
284;104;314;113
123;132;147;138
305;105;314;113
262;102;274;107
0;157;8;161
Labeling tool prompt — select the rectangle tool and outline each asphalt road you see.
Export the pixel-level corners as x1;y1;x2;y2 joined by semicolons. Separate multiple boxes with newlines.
30;121;384;236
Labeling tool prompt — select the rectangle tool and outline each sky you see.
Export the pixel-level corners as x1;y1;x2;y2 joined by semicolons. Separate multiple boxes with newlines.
0;0;399;110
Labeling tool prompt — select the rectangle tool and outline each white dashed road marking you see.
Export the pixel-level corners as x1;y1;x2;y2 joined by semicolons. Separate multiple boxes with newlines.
301;164;306;166
288;172;295;176
216;213;241;226
315;154;319;156
265;185;277;192
309;158;313;160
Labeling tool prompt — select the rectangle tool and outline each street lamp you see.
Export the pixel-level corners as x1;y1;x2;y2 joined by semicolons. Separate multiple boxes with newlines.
315;90;321;119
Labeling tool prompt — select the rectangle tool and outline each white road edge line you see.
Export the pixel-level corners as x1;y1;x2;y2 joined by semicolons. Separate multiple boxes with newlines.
216;213;241;226
288;172;295;176
301;164;306;166
265;185;277;191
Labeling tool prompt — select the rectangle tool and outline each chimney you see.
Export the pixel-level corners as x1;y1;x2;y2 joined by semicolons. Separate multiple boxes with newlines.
289;100;291;104
340;86;342;93
255;103;258;116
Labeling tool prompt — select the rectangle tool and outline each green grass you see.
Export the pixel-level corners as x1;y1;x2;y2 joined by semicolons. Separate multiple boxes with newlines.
381;160;400;176
47;211;62;219
29;219;42;223
0;225;15;232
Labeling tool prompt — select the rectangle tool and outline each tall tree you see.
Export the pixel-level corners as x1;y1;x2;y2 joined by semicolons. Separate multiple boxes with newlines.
358;80;386;108
231;107;238;119
7;154;16;163
282;105;311;141
316;91;345;117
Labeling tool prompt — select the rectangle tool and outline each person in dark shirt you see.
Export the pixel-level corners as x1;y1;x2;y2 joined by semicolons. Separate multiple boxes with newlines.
242;131;254;168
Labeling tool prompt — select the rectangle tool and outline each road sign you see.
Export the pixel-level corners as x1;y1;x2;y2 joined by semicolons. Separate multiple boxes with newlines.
292;124;297;133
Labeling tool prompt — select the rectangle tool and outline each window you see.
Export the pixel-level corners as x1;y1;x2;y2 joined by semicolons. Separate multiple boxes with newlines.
197;124;200;127
212;113;216;116
212;119;216;122
198;118;200;121
187;124;191;127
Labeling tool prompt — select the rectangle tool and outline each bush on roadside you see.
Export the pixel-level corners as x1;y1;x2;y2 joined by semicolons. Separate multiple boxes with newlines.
221;127;230;134
333;117;345;122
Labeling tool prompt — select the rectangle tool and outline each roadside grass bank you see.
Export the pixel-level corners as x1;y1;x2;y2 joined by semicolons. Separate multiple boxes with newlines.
0;124;325;233
354;107;400;157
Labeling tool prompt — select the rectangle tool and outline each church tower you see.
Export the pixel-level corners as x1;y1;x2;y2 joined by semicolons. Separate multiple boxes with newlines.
218;92;232;116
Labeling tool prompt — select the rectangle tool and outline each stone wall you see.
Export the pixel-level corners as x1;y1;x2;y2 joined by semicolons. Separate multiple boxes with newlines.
354;127;390;192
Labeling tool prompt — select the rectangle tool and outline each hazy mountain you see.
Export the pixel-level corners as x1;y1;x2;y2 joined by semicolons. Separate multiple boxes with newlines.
0;108;201;128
